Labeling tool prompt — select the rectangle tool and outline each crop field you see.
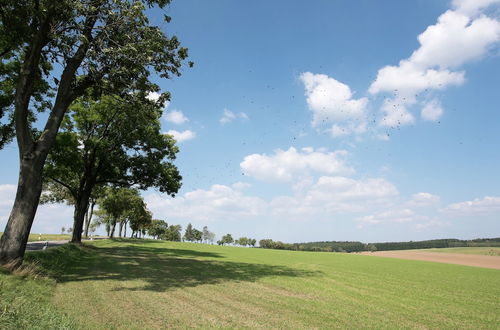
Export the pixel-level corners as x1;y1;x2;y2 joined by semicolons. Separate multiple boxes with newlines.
424;247;500;256
2;239;500;329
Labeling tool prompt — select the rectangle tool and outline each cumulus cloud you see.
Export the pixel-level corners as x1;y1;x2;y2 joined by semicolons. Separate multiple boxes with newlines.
165;129;196;143
309;176;398;201
357;209;417;226
421;99;444;122
409;192;441;207
441;196;500;216
300;72;368;136
220;108;249;124
369;2;500;126
145;184;267;222
453;0;500;19
415;219;450;231
240;147;354;182
270;175;399;219
163;110;189;125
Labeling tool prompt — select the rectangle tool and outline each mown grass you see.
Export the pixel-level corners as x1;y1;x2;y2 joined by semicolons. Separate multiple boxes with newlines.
423;247;500;256
2;239;500;329
0;247;81;329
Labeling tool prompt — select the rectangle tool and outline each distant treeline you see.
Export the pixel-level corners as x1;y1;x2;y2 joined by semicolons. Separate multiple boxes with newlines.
259;238;500;253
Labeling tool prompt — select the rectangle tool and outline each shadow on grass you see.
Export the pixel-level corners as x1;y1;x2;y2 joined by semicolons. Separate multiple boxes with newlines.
28;240;320;292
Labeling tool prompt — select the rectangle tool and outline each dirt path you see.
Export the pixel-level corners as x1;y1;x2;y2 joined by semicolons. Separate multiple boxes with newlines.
361;250;500;269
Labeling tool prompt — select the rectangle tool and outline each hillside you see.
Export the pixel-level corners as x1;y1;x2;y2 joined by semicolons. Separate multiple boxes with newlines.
1;239;499;329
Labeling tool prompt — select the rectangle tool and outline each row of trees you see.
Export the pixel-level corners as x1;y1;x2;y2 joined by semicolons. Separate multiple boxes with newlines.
258;237;500;253
0;0;192;266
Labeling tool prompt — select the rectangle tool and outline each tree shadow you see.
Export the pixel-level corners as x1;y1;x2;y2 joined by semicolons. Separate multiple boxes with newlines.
54;242;320;292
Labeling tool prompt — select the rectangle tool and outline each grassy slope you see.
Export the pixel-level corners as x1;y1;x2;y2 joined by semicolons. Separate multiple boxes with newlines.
2;239;500;329
423;247;500;256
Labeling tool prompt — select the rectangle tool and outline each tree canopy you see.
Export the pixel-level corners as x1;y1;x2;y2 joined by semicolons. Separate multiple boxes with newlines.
43;93;182;242
0;0;191;264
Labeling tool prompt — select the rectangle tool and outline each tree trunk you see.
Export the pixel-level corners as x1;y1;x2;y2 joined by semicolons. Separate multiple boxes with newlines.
71;187;92;243
84;199;95;238
118;221;124;238
123;221;127;237
0;156;45;266
110;221;116;238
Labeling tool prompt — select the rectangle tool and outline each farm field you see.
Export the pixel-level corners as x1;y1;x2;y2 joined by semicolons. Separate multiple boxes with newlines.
363;249;500;269
2;239;500;329
423;247;500;256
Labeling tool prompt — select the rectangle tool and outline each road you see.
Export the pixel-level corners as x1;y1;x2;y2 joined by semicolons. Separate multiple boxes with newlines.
26;237;107;251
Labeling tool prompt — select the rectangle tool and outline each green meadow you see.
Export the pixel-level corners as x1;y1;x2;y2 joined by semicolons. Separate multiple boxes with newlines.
1;239;499;329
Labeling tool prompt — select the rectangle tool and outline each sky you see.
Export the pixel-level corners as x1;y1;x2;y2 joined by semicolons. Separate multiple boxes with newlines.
1;0;500;243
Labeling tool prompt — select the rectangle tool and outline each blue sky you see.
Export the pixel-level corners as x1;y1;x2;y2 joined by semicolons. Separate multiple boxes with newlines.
1;0;499;243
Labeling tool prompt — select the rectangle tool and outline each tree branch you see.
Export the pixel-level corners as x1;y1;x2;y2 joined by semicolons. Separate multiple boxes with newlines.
47;176;77;199
37;5;102;153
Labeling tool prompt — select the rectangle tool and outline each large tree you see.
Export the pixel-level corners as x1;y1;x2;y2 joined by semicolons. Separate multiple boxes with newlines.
0;0;190;265
43;93;181;243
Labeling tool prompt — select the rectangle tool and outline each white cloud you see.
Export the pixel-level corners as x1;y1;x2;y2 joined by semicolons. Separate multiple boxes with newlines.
409;192;441;207
240;147;354;183
442;196;500;216
146;91;161;102
357;209;419;226
271;175;399;219
165;129;196;143
300;72;368;135
219;108;249;124
145;184;267;222
415;219;450;231
453;0;500;18
421;99;444;121
163;110;189;125
379;97;416;127
369;3;500;126
308;176;399;202
231;182;251;191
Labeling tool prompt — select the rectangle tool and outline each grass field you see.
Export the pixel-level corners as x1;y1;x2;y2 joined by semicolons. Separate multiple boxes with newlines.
0;232;106;242
423;247;500;256
1;239;500;329
0;232;71;242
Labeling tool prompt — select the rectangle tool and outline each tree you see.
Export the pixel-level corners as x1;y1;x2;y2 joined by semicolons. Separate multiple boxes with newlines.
43;93;181;243
61;227;65;235
0;0;191;265
160;224;181;241
129;206;152;239
184;223;194;242
41;179;105;239
217;234;234;246
207;232;216;244
202;226;209;243
94;187;148;238
193;229;202;243
236;237;249;247
148;219;169;239
202;226;215;244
